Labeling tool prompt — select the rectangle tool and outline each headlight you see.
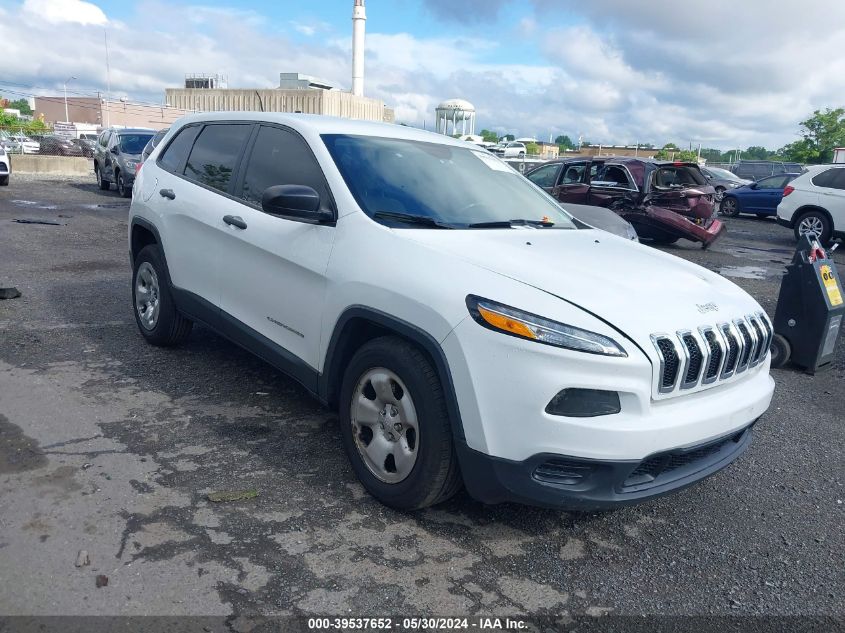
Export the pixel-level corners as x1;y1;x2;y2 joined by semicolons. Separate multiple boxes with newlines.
466;296;627;357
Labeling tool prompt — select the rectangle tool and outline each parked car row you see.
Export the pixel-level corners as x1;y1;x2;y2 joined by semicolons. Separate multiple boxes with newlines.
525;156;724;247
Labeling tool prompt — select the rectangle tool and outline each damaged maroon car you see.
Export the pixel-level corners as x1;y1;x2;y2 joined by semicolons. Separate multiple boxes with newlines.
525;157;725;247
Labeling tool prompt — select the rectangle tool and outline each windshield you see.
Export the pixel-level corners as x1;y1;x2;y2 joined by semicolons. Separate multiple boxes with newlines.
322;135;576;229
706;166;742;181
118;134;154;154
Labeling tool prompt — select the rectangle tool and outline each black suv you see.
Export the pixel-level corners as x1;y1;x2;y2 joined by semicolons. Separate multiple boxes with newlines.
94;128;155;197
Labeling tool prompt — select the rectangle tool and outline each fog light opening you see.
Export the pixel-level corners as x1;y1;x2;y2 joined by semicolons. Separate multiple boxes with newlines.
545;388;621;417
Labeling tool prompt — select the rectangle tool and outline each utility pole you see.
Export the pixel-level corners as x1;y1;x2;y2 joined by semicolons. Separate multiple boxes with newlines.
63;76;76;124
104;29;111;127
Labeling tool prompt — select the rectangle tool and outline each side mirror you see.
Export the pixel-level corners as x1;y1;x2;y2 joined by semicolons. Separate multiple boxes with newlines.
261;185;332;222
748;182;758;189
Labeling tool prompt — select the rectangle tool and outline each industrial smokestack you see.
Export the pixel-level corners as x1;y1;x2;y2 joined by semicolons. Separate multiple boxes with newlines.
352;0;366;97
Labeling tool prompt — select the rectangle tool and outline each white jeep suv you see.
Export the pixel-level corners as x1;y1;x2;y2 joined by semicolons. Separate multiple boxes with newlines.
777;164;845;244
129;113;775;510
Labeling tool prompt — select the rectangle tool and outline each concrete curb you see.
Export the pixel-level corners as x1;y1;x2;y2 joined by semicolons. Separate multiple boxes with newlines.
9;155;93;175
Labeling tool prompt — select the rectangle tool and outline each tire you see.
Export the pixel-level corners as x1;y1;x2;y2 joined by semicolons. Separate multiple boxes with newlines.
518;152;525;158
96;164;110;190
720;196;740;217
794;210;832;244
116;170;131;198
769;334;791;369
0;175;8;186
714;186;726;202
132;244;193;346
339;336;462;510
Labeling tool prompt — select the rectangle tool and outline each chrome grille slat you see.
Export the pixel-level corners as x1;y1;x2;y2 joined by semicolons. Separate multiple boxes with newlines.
652;313;768;396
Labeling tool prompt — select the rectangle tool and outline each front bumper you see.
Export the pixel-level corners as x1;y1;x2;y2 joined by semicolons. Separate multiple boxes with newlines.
458;422;755;510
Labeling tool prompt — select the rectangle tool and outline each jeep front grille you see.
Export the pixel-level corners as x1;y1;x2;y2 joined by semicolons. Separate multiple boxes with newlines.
651;313;770;395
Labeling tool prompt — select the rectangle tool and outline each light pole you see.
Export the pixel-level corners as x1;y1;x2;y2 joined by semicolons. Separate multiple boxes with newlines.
63;76;77;124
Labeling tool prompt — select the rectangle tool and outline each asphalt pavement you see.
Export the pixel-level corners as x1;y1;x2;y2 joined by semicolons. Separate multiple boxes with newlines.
0;175;843;627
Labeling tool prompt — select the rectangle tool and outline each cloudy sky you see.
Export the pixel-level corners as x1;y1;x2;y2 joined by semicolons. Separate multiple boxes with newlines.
2;0;844;149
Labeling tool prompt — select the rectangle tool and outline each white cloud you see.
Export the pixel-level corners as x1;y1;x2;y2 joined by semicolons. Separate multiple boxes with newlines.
22;0;107;25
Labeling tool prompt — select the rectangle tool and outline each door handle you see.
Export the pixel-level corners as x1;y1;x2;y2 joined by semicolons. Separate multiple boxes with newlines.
223;215;247;230
159;188;175;200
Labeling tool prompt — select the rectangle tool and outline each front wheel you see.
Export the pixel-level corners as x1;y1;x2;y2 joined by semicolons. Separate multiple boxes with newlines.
116;171;131;198
0;175;8;186
132;244;193;346
714;186;726;202
339;336;461;510
720;197;740;217
96;164;110;190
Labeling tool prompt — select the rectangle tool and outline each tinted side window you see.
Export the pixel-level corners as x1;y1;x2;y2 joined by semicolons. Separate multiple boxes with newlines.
812;169;838;188
758;175;787;189
561;163;586;184
184;124;252;193
526;164;560;188
158;126;200;174
240;125;331;210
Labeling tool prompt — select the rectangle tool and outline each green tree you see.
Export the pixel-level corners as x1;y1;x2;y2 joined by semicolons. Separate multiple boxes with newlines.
503;134;515;141
780;107;845;164
525;142;540;156
554;134;574;149
7;99;33;115
479;129;499;143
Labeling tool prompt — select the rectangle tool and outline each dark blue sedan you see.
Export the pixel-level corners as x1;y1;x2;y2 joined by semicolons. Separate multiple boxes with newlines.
720;173;801;218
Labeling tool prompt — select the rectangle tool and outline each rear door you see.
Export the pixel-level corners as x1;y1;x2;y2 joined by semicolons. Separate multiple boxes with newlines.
813;167;845;227
218;123;337;371
554;161;590;203
746;175;789;213
153;122;253;308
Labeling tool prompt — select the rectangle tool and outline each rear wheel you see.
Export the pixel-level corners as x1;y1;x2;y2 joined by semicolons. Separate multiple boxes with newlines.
794;210;832;244
339;336;461;510
96;164;110;190
720;196;740;217
132;244;193;346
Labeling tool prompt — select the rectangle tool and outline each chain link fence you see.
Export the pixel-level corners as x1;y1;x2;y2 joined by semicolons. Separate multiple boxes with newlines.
0;124;96;157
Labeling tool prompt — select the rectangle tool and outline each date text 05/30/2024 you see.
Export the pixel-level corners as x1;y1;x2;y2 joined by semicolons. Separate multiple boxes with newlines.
307;617;528;630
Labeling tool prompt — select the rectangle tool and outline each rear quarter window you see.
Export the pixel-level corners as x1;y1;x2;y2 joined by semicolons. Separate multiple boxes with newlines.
653;166;707;187
811;168;845;190
158;125;201;174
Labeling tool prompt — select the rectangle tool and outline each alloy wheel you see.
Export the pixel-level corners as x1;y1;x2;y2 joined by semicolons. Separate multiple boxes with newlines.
134;262;161;330
350;368;419;484
798;215;824;238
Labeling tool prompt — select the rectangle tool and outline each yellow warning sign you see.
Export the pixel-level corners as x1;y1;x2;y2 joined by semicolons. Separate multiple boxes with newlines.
820;265;843;306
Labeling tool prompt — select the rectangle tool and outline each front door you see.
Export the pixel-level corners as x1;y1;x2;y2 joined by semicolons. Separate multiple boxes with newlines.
217;124;337;371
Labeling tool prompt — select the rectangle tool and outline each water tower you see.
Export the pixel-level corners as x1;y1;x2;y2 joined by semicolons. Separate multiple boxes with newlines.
435;99;476;136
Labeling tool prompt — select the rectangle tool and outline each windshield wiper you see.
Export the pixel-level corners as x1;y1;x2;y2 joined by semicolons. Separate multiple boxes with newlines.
467;218;556;228
373;211;455;229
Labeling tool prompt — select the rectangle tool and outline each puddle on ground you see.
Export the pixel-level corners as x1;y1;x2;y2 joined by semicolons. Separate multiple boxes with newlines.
10;200;57;210
719;265;773;280
81;203;130;210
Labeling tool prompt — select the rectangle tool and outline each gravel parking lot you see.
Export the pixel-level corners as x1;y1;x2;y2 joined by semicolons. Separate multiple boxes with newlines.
0;175;843;627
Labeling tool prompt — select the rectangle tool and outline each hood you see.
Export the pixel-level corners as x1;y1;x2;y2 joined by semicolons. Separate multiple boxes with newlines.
402;228;759;346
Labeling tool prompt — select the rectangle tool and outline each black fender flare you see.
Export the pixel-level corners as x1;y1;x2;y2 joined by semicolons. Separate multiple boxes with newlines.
320;306;466;440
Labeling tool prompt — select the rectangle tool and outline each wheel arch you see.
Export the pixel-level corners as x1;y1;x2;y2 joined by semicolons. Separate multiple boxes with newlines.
320;307;466;440
793;204;833;226
130;217;165;273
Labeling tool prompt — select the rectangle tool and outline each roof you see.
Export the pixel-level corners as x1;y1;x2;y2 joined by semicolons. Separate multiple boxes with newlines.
168;111;469;147
544;155;702;167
